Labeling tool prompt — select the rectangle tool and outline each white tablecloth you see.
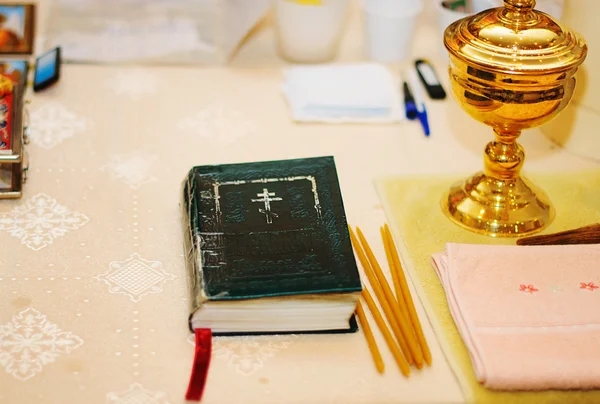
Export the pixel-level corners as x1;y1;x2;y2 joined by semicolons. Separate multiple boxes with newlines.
1;1;598;403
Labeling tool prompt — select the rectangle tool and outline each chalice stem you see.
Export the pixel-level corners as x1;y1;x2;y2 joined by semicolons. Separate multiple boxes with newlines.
442;126;554;236
483;129;524;181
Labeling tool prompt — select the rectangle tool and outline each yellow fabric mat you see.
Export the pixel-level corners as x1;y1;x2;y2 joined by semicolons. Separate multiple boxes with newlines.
376;171;600;404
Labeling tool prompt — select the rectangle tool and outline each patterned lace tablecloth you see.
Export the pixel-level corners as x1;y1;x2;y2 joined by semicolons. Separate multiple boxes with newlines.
2;0;598;400
0;64;474;404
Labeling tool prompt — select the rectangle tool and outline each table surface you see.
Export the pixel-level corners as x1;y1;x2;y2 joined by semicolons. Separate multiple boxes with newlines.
1;1;598;404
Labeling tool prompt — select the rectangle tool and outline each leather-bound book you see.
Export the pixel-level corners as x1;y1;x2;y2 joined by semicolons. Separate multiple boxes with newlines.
181;156;361;335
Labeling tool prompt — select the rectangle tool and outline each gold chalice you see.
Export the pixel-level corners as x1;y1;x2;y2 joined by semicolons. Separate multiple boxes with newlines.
442;0;587;237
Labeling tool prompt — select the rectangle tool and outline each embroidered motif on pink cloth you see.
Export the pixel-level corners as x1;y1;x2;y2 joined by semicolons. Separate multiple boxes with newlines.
519;284;538;293
579;282;599;291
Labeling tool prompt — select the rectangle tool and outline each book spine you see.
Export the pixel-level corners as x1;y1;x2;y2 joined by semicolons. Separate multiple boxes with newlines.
181;171;207;330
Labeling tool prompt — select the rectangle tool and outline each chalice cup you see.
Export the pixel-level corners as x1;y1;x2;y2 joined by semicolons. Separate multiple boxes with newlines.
442;0;587;237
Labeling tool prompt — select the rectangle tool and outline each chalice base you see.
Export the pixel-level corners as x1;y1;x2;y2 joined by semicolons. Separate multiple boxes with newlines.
442;172;555;237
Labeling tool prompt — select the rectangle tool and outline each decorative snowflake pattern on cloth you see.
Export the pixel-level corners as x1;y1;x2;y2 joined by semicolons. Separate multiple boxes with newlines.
579;282;599;291
100;152;158;190
97;253;176;303
211;334;296;376
28;103;88;149
0;193;89;251
0;308;84;381
177;102;255;145
108;69;161;100
519;284;538;294
106;383;170;404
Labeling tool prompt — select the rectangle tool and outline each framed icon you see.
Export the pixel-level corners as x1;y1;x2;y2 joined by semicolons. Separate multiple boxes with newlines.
0;4;35;55
0;59;28;87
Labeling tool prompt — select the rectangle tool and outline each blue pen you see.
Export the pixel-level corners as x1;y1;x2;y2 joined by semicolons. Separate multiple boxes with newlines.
416;102;430;137
408;68;431;137
403;81;418;120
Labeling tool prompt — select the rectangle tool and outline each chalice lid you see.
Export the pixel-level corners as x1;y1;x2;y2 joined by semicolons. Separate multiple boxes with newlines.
444;0;587;74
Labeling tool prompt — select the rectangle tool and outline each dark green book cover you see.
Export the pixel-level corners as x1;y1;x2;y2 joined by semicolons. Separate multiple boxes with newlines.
181;156;361;329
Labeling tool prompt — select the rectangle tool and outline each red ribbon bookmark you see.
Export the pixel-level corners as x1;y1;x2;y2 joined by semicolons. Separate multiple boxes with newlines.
185;328;212;401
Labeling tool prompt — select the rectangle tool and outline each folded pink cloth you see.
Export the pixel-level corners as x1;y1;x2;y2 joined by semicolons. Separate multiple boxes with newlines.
432;243;600;391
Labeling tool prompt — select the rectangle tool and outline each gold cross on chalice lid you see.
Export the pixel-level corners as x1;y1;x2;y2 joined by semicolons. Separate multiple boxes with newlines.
442;0;587;237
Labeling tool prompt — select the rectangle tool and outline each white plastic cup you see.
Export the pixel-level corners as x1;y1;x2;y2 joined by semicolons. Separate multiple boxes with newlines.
435;0;471;59
364;0;416;8
274;0;350;63
471;0;502;13
363;0;423;63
